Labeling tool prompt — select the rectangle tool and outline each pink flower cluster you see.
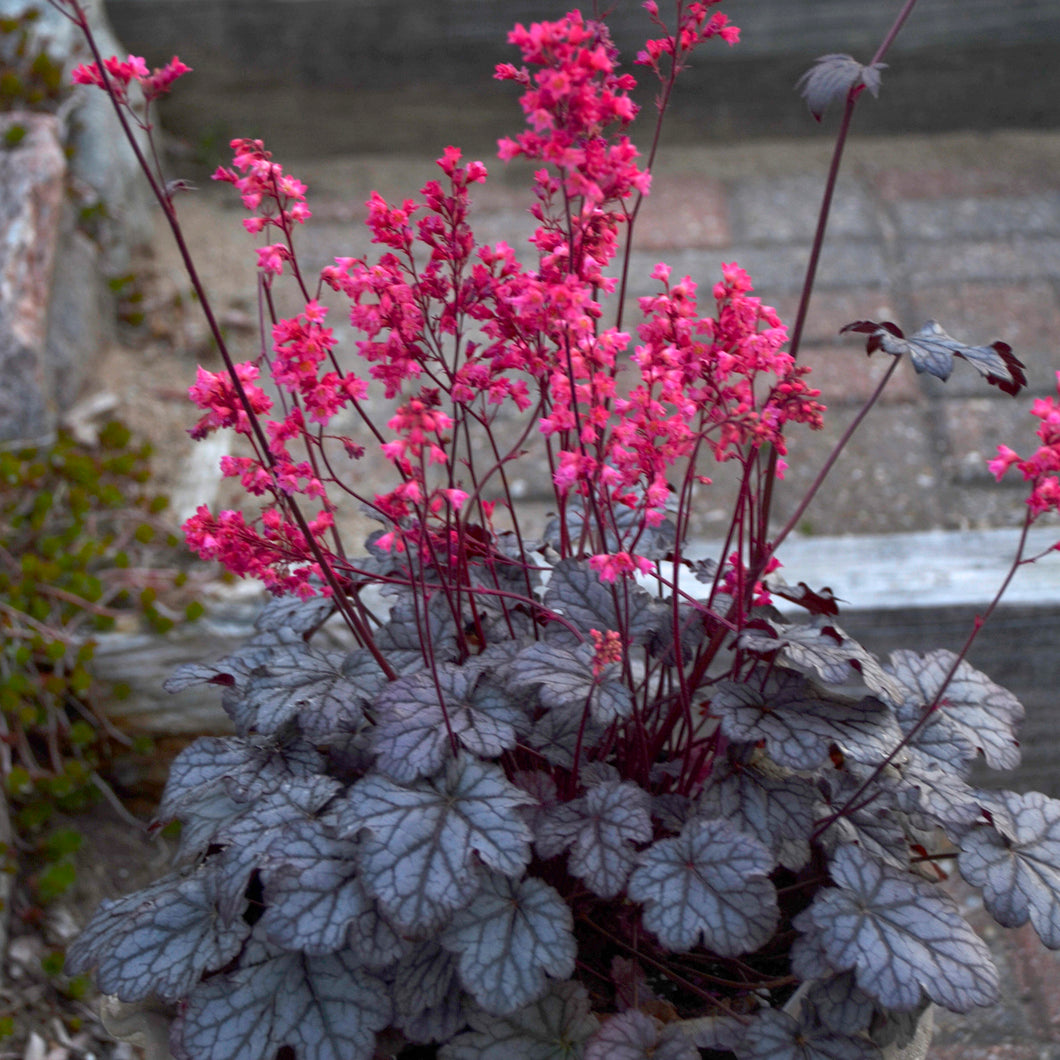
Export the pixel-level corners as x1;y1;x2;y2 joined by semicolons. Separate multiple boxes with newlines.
636;0;740;74
989;371;1060;519
84;9;835;603
212;139;312;268
71;54;190;103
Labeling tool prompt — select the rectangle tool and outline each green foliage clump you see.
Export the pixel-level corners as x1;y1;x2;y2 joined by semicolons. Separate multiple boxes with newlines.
0;421;193;900
0;7;65;114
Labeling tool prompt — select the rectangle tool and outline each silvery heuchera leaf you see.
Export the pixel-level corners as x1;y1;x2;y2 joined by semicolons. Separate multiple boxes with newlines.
711;671;902;772
174;934;391;1060
212;774;343;922
627;817;778;954
796;53;886;120
440;980;599;1060
65;866;250;1003
543;505;676;561
254;591;335;636
698;762;816;871
892;750;984;834
233;643;367;737
886;648;1023;772
157;734;322;825
376;590;460;661
345;755;534;931
372;663;525;781
526;702;603;768
792;844;998;1012
959;789;1060;947
543;558;658;646
259;817;379;957
584;1010;699;1060
734;1008;880;1060
163;640;275;695
804;973;876;1038
535;780;652;898
815;770;911;870
739;622;907;706
508;640;633;725
441;871;576;1015
840;319;1027;396
391;942;469;1045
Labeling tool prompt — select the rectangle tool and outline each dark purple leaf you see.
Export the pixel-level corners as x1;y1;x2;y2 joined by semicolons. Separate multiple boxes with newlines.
441;872;576;1015
698;763;816;871
372;663;525;781
627;818;778;955
157;734;321;825
792;845;999;1012
796;54;886;120
236;643;367;737
259;818;388;957
212;774;343;922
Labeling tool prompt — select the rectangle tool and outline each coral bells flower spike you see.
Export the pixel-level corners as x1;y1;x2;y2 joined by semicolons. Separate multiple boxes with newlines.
989;372;1060;521
71;53;190;103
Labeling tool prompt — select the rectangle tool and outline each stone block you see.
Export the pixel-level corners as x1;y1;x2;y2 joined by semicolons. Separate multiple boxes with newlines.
0;112;66;446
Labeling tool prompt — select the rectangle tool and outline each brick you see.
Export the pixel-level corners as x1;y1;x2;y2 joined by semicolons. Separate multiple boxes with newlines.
873;168;1054;202
770;287;897;346
893;194;1060;241
727;174;877;244
798;344;922;405
634;175;730;250
907;281;1060;394
901;236;1060;288
938;397;1044;484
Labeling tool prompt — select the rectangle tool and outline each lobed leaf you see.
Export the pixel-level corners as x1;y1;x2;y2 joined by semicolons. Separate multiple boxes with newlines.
840;319;1026;396
65;866;250;1003
174;935;391;1060
886;648;1023;771
792;844;998;1012
739;622;906;706
585;1010;699;1060
959;789;1060;947
536;780;652;898
372;663;525;781
211;774;343;922
698;763;815;871
735;1008;880;1060
234;642;368;737
157;733;322;825
442;872;576;1015
346;756;534;931
711;671;902;772
391;942;469;1045
627;817;778;954
796;53;886;120
440;980;599;1060
259;817;385;957
543;558;657;646
509;640;633;725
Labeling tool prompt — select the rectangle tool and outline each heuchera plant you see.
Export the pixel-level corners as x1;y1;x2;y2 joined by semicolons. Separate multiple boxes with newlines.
55;1;1060;1058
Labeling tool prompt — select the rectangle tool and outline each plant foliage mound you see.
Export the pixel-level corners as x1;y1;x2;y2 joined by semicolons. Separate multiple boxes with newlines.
55;1;1060;1058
